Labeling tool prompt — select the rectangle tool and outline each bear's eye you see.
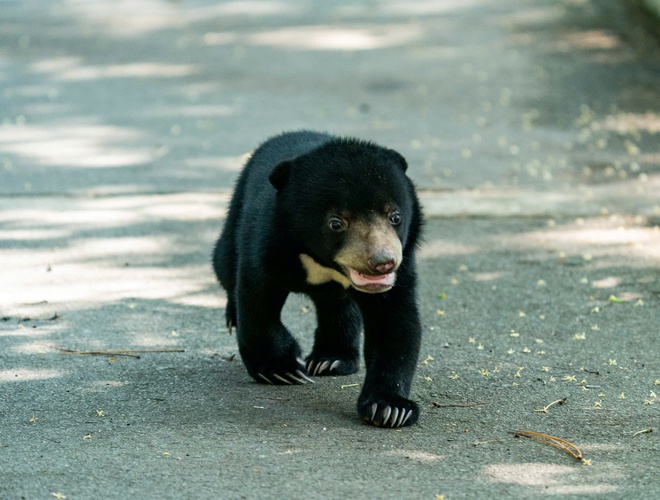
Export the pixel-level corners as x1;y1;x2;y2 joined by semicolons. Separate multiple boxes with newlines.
328;217;345;232
389;212;402;226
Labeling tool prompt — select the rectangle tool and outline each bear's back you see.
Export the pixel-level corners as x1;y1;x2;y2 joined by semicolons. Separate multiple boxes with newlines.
247;131;334;179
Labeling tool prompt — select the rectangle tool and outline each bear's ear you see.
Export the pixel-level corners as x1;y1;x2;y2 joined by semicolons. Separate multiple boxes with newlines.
269;160;292;190
388;149;408;173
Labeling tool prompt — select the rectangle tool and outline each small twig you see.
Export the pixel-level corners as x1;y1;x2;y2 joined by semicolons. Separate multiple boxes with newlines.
340;383;359;389
5;313;60;322
432;401;489;408
50;346;184;358
632;428;653;438
534;398;567;413
53;347;140;358
514;430;583;461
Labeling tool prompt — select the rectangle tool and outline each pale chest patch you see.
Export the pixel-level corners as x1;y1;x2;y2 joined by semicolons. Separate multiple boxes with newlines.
299;254;351;288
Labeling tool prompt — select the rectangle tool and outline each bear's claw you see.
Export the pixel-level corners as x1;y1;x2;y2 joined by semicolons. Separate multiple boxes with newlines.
291;370;315;384
362;399;417;428
317;360;330;375
257;370;314;385
305;357;356;376
272;373;292;384
307;359;341;376
368;403;413;428
309;360;328;376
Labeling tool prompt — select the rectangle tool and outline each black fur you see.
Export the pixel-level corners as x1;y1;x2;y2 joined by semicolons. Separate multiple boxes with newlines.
213;131;423;427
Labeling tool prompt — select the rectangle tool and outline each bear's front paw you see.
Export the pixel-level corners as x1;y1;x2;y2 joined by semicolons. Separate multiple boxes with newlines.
358;396;419;428
250;357;315;385
306;355;359;376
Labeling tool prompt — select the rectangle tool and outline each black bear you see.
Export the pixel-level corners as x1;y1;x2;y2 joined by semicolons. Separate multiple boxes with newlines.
213;131;423;428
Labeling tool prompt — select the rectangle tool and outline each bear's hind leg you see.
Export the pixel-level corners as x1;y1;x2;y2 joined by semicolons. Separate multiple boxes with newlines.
225;295;237;333
306;294;361;377
213;232;238;333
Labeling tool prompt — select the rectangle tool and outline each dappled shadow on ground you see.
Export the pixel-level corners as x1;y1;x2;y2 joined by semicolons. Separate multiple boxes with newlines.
0;1;658;497
1;210;658;497
0;0;658;193
414;217;658;497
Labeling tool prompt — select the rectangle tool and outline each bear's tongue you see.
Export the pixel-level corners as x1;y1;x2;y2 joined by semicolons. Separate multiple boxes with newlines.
348;268;395;288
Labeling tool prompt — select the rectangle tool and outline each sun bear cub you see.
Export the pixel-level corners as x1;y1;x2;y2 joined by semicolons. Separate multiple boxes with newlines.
213;131;423;428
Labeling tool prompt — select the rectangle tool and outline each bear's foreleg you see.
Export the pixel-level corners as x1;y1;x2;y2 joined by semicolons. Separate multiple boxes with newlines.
235;280;313;385
355;283;422;428
305;292;362;377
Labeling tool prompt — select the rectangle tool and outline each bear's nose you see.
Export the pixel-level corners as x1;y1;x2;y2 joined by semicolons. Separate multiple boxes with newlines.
368;251;397;275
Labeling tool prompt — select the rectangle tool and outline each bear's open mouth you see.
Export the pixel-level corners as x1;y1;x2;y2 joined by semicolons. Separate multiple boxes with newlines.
347;268;396;292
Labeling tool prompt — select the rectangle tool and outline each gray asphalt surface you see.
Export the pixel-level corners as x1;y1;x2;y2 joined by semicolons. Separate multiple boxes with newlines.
1;1;659;499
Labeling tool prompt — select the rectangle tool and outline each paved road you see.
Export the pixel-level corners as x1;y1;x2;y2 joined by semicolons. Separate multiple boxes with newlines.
1;1;658;499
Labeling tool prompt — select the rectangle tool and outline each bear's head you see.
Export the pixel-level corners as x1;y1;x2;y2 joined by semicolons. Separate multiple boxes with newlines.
269;138;418;293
